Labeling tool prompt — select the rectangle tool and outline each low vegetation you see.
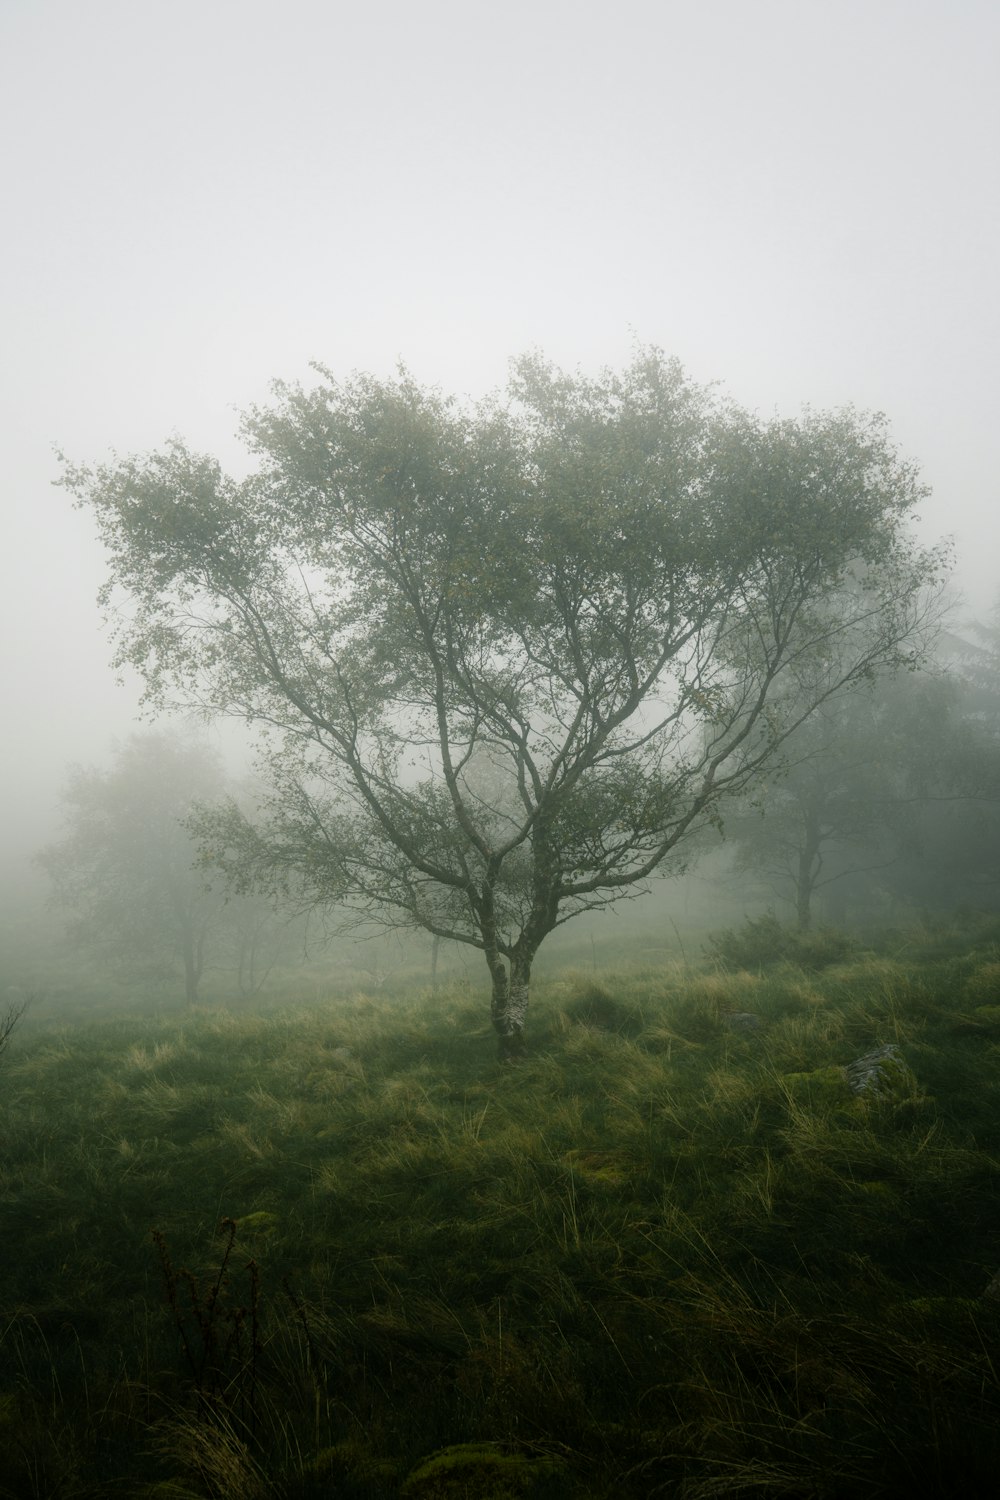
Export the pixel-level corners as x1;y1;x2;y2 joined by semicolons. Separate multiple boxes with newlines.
3;918;1000;1496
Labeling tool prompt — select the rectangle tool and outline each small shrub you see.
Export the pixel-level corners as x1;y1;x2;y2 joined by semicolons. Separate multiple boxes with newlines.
793;925;860;970
152;1218;262;1434
707;913;788;969
708;914;857;972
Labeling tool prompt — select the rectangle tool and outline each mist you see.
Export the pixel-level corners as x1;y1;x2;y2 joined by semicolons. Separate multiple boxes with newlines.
2;0;998;997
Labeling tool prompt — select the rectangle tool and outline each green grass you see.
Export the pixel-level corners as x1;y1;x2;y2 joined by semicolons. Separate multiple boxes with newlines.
3;924;1000;1495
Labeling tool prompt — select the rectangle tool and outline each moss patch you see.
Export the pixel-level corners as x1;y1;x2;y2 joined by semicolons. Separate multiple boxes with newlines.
401;1443;567;1497
780;1064;859;1113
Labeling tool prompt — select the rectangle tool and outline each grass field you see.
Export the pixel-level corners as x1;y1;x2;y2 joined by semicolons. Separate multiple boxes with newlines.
3;916;1000;1496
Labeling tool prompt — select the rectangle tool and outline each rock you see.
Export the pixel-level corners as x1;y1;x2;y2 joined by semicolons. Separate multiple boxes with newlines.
783;1045;920;1115
844;1043;913;1098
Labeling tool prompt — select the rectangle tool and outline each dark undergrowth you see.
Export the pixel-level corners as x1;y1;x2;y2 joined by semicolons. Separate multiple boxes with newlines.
3;915;1000;1495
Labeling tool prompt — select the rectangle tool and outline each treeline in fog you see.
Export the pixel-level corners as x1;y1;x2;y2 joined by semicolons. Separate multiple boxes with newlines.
10;594;997;1010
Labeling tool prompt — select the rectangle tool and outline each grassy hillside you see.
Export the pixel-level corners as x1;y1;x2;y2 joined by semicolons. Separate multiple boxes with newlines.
3;919;1000;1496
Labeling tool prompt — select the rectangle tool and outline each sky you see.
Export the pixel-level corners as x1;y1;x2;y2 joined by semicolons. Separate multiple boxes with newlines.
1;0;998;890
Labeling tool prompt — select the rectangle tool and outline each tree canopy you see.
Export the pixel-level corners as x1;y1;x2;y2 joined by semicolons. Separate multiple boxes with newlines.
63;350;946;1054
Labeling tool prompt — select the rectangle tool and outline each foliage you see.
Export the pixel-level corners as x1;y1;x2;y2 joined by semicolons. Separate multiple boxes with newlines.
0;995;28;1068
880;608;1000;910
954;595;1000;733
37;731;230;1004
725;629;1000;926
707;912;858;970
64;349;946;1051
36;733;302;1007
724;666;945;928
4;926;1000;1492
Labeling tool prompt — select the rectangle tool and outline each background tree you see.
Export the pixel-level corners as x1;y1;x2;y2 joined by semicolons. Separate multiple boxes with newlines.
65;351;945;1055
0;995;28;1070
875;610;1000;913
723;598;1000;927
39;732;228;1005
723;668;959;929
951;597;1000;738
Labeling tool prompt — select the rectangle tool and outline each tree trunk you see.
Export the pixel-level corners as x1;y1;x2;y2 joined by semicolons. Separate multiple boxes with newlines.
796;856;813;931
490;955;530;1062
796;810;822;931
183;947;200;1006
181;907;205;1006
173;891;205;1007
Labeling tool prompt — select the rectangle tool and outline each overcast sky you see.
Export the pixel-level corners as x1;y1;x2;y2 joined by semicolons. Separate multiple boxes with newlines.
2;0;998;880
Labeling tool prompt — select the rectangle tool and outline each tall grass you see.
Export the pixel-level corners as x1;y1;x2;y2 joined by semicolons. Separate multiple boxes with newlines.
2;923;1000;1494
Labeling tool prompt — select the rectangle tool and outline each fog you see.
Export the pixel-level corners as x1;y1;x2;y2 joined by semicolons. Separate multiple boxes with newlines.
2;0;998;992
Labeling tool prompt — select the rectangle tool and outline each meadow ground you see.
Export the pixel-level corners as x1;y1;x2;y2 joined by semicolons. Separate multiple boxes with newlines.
3;916;1000;1496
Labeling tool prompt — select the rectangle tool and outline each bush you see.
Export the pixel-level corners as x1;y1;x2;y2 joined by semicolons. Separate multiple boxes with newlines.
708;914;857;972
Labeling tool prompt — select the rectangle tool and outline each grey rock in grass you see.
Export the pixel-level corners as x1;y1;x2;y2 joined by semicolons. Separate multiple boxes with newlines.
844;1043;911;1097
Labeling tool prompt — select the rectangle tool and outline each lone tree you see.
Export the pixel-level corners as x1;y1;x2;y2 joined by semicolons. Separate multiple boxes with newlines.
63;351;945;1055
